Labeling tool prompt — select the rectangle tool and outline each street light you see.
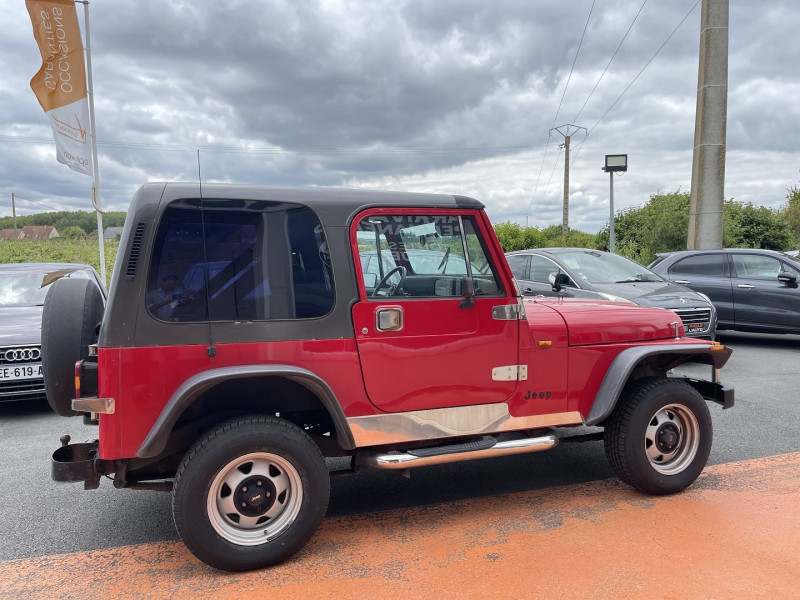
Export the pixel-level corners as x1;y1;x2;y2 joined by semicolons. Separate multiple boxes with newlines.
602;154;628;253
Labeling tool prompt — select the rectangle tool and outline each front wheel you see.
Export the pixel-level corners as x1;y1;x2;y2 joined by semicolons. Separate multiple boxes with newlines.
172;416;330;571
604;377;712;495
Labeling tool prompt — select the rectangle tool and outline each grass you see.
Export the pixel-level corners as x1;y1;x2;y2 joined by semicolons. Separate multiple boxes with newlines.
0;238;120;287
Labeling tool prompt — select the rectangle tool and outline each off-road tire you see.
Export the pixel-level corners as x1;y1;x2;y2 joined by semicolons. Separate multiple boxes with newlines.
41;278;105;416
604;377;712;495
172;415;330;571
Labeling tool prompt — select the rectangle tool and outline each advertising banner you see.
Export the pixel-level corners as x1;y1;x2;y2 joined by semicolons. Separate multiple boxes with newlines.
26;0;92;176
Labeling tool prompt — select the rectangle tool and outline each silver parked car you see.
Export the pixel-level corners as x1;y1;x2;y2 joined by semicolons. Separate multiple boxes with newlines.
0;263;105;403
506;248;717;339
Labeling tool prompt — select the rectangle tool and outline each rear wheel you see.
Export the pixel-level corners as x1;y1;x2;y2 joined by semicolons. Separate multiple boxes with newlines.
604;377;712;495
172;416;330;571
41;278;105;416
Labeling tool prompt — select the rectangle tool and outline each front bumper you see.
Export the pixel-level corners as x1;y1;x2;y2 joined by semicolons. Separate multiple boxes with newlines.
688;379;735;409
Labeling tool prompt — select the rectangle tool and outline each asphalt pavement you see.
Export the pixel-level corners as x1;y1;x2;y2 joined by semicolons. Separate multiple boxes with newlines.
0;330;798;563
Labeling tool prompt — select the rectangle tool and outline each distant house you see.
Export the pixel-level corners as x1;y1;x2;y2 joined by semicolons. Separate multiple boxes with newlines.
103;226;124;240
0;228;24;240
21;225;60;240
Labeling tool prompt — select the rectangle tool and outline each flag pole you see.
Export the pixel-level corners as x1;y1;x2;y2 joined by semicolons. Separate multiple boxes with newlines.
77;0;106;284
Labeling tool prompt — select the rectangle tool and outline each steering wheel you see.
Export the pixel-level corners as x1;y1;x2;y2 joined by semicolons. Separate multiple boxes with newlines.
372;266;407;297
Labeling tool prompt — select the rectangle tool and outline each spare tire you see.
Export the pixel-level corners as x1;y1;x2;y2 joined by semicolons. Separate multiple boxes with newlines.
41;278;105;416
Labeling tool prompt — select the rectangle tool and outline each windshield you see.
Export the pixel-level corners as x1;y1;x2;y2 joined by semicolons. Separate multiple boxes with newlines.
557;251;664;284
0;269;88;307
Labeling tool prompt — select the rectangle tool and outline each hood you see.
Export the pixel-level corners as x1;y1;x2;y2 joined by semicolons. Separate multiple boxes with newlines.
0;306;43;346
590;281;709;309
525;297;681;346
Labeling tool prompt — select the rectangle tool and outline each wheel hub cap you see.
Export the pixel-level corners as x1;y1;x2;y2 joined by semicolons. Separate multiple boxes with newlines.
644;403;701;476
234;476;276;517
656;424;680;453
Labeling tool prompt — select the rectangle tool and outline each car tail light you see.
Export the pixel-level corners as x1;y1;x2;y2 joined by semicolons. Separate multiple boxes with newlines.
74;361;82;398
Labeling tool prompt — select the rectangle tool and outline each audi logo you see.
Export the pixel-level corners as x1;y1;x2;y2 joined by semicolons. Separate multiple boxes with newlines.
2;348;41;362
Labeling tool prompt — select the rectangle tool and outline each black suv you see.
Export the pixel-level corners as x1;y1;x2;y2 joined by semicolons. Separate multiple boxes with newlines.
649;249;800;335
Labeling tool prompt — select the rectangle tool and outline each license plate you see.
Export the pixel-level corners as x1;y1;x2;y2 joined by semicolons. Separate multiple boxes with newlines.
687;323;705;332
0;363;43;381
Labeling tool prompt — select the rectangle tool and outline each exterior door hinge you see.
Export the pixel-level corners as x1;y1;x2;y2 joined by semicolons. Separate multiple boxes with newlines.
492;300;526;321
492;365;528;381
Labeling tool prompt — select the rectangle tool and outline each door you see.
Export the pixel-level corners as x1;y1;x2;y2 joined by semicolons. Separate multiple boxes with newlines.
730;253;800;331
351;210;520;413
513;254;573;297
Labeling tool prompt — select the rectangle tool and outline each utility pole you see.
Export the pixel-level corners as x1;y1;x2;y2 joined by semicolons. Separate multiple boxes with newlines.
551;125;586;235
687;0;728;249
11;192;17;231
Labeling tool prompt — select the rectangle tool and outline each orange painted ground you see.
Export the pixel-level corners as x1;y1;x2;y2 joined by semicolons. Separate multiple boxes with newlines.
2;452;799;600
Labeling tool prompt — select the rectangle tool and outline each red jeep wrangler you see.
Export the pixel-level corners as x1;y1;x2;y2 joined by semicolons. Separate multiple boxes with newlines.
46;183;733;571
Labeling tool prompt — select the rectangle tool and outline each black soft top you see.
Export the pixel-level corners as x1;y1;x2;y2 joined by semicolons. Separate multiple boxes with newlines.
138;182;483;226
101;183;485;348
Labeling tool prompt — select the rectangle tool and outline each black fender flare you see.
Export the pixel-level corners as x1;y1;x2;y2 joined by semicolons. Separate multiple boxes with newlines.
585;344;733;426
137;365;355;458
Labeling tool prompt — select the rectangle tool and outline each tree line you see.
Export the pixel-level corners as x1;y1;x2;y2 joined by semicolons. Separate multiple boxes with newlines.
0;210;127;237
3;189;799;269
494;188;800;265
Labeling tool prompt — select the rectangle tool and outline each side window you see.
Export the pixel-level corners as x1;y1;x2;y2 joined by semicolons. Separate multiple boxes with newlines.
355;214;502;298
528;255;562;284
781;259;800;275
147;200;334;322
670;254;726;277
732;254;782;280
506;255;529;280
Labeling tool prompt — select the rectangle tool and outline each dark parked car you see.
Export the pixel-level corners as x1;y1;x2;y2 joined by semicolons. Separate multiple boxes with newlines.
649;248;800;335
506;248;717;339
0;263;105;404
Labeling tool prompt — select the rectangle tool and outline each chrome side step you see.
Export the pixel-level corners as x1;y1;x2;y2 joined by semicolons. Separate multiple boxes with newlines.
359;433;558;470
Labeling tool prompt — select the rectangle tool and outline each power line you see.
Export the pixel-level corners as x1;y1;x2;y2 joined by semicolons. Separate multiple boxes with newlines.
572;0;649;124
528;0;595;225
11;195;62;212
569;128;590;169
551;0;597;128
569;0;699;169
525;133;553;225
0;133;547;157
543;146;564;198
589;0;701;134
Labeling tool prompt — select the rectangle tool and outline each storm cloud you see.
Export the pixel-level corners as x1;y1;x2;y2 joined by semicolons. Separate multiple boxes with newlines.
1;0;798;234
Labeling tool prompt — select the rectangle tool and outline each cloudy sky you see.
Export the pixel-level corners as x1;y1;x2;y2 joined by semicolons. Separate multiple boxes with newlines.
1;0;798;233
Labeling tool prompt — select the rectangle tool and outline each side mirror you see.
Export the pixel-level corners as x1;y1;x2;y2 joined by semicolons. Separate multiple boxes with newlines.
362;272;378;288
549;272;570;292
460;276;475;308
777;271;798;288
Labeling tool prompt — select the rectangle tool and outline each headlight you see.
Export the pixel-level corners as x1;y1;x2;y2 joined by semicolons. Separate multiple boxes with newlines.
598;292;636;304
697;292;713;304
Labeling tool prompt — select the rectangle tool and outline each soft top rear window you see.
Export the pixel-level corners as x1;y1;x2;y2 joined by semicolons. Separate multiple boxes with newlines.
147;199;334;322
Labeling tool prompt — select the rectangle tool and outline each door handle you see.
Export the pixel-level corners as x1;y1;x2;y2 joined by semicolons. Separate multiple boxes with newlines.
376;307;404;332
675;280;691;284
737;284;756;289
